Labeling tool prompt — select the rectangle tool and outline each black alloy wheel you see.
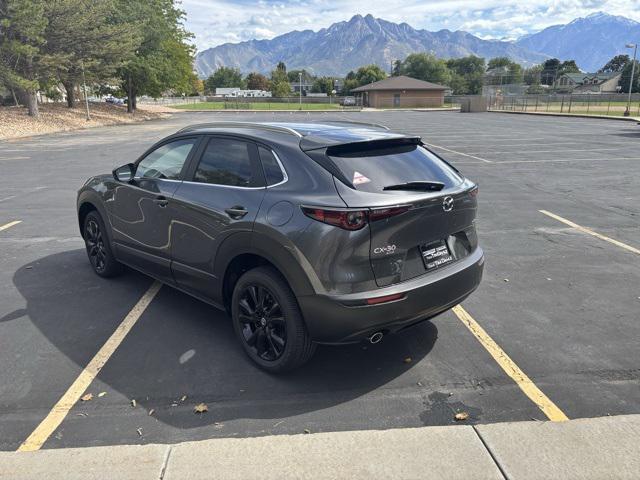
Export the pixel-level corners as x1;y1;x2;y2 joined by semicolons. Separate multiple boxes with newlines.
85;218;107;274
83;211;122;278
231;266;316;372
237;284;287;361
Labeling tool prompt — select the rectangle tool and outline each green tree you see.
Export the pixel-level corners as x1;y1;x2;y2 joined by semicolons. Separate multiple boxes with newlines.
270;63;290;97
599;54;630;73
523;65;543;85
446;56;485;94
619;60;639;93
0;0;52;116
354;64;387;85
540;58;561;85
116;0;195;112
205;67;244;92
245;72;269;91
559;60;580;75
397;53;450;85
487;57;522;84
311;76;335;94
44;0;138;108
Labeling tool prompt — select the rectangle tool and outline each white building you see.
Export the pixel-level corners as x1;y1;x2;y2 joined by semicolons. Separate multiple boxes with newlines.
215;88;272;98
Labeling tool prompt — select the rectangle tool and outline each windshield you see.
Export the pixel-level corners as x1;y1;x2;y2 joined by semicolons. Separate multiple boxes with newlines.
329;144;463;193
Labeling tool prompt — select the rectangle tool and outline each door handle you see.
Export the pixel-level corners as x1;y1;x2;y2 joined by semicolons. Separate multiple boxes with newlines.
154;196;169;207
225;206;248;219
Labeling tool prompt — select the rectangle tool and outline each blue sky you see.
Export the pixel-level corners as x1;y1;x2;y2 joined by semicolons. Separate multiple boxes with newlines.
182;0;640;51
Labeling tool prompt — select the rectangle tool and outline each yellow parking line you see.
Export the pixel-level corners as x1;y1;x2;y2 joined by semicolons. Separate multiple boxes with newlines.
540;210;640;256
0;220;22;231
17;281;162;452
452;305;569;422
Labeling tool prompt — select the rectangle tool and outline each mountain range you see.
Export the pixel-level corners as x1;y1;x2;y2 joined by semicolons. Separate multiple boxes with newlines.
194;12;639;78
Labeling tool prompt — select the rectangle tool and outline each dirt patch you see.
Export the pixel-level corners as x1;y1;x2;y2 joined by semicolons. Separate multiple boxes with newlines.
0;102;171;140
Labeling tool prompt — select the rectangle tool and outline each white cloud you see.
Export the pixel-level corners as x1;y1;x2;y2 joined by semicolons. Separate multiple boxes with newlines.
181;0;640;51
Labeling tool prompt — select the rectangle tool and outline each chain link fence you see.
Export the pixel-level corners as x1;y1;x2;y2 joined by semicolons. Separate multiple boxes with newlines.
488;93;640;117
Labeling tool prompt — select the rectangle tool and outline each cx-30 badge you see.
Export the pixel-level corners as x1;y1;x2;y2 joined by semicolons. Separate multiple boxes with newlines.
442;196;454;212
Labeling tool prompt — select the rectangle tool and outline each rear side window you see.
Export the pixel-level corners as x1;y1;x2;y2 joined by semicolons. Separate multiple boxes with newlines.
258;146;285;186
329;144;463;193
194;138;255;187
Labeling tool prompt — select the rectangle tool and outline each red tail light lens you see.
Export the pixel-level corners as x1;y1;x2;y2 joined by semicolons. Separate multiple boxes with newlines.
302;207;368;230
366;293;405;305
369;205;410;221
302;205;410;230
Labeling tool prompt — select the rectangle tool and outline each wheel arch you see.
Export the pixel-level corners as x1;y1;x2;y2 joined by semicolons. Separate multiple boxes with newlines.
216;231;319;312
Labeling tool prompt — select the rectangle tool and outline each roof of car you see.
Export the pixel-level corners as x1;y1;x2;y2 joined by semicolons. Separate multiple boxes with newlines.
175;121;419;151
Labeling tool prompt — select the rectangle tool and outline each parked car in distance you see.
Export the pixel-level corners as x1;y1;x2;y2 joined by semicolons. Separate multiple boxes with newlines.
77;121;483;372
340;96;356;106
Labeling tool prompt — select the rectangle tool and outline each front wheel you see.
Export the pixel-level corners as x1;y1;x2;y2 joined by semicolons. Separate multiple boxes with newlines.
83;211;122;278
231;266;316;373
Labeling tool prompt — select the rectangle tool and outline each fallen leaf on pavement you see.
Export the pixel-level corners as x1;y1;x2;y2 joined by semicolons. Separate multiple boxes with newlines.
454;412;469;421
98;392;106;398
194;403;208;414
131;399;137;407
81;393;93;402
136;428;143;437
403;357;412;364
148;409;155;416
180;395;187;402
303;429;311;434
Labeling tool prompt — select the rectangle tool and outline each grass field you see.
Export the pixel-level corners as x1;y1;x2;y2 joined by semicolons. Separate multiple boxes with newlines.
492;99;640;117
171;101;345;111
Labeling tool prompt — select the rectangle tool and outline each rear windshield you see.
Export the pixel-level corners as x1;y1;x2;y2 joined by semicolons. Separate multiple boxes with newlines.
329;144;463;193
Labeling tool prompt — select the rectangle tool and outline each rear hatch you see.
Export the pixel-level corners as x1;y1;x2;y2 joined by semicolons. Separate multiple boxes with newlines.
329;139;479;287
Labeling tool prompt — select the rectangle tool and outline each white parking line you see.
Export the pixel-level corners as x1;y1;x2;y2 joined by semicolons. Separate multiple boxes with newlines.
424;143;493;164
540;210;640;256
17;281;163;451
0;220;22;231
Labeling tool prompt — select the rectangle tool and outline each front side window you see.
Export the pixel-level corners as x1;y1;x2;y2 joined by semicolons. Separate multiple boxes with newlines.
194;138;256;187
136;138;197;180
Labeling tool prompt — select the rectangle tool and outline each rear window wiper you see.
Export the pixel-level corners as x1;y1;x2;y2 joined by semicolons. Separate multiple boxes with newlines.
383;181;445;192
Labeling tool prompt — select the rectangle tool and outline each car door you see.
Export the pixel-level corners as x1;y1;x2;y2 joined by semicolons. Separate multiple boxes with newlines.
109;136;200;283
169;135;268;302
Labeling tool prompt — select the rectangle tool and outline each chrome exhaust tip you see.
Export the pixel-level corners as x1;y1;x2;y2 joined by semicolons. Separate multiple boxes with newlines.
368;332;384;344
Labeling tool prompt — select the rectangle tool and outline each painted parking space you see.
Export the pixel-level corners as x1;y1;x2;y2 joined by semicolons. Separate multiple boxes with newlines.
0;110;638;450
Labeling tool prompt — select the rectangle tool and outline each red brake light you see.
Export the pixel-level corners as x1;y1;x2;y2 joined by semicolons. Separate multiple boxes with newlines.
369;205;410;221
302;207;367;230
302;205;410;230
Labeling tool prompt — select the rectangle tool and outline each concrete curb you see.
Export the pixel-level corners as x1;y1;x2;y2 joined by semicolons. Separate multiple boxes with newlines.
489;110;640;122
1;415;638;479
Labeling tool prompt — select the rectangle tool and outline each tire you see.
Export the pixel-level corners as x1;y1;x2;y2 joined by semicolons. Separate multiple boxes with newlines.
83;211;123;278
231;266;316;373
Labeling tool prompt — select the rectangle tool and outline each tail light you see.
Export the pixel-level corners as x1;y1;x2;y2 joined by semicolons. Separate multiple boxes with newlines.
302;205;410;231
469;186;479;197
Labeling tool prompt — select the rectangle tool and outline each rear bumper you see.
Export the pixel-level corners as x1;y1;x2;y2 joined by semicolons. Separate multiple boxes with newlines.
298;247;484;344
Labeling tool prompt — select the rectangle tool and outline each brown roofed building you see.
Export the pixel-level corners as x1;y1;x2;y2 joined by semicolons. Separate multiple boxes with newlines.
351;75;447;108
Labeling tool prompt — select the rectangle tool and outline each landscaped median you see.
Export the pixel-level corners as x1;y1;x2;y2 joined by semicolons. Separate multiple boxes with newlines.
2;415;638;479
0;103;171;141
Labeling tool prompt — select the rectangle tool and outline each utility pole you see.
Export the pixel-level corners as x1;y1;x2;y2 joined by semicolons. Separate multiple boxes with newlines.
624;43;637;117
81;61;90;121
299;72;302;110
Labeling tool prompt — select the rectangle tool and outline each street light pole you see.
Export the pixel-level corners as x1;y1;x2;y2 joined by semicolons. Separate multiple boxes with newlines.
624;43;637;117
299;72;302;110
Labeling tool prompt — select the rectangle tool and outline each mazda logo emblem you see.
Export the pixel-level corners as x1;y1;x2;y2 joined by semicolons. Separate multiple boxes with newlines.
442;196;454;212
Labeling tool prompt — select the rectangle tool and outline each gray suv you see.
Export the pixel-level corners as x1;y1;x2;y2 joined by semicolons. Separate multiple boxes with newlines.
77;121;484;372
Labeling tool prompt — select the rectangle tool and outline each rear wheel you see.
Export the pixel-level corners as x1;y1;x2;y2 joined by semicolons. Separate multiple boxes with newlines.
231;266;315;373
83;211;122;278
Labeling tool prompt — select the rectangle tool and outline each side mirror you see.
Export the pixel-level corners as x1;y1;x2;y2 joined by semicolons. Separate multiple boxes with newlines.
113;163;136;183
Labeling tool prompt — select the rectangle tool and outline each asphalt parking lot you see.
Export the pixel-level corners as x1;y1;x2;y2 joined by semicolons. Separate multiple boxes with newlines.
1;110;638;451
